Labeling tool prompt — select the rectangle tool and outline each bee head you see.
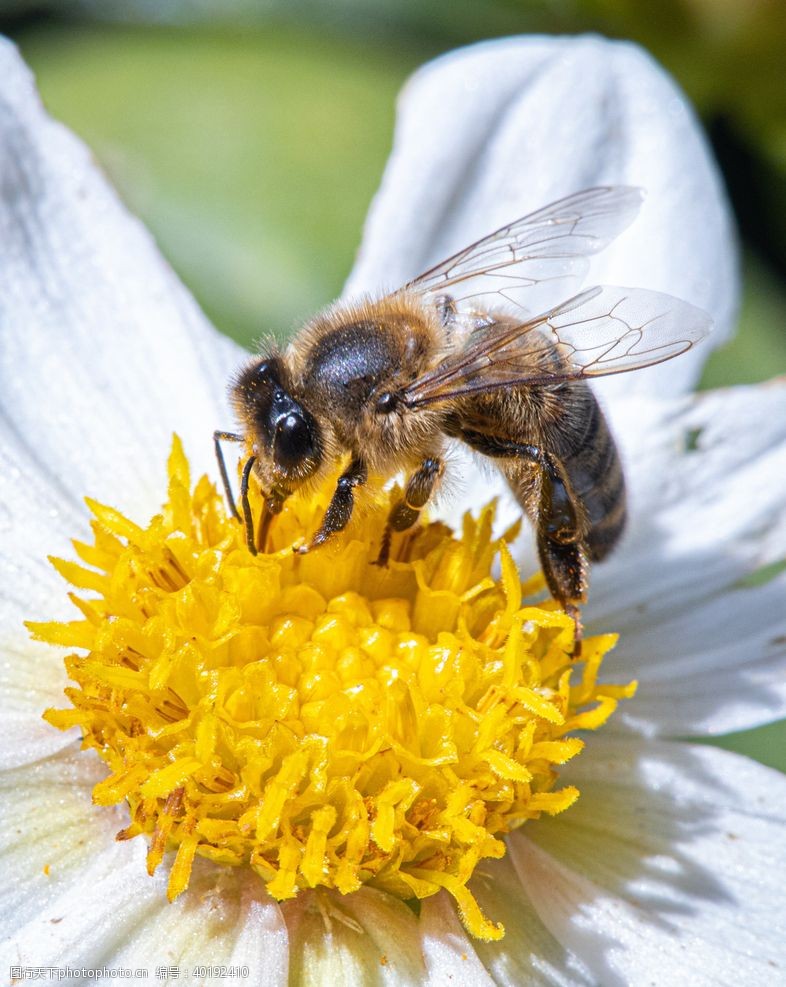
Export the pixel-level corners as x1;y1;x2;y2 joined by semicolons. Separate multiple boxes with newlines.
232;356;322;482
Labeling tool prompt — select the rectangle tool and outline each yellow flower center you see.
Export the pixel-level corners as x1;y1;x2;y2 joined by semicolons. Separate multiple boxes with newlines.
32;437;634;941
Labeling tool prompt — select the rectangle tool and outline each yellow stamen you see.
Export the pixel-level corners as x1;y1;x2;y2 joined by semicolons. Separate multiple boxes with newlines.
33;435;634;940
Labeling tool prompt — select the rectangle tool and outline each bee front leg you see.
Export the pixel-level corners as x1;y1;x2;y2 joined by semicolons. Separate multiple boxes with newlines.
296;455;367;555
236;454;289;556
239;454;259;554
374;457;443;567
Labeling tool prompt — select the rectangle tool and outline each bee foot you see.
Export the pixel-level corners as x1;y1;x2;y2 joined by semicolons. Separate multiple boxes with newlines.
565;604;583;660
295;532;331;555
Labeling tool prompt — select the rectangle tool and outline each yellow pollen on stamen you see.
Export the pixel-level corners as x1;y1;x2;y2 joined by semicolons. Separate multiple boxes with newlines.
32;436;635;941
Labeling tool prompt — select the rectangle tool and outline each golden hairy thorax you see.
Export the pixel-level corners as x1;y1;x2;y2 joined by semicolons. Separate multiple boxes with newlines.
286;294;449;476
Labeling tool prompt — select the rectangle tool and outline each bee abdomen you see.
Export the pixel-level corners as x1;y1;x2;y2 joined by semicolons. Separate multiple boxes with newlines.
561;395;626;562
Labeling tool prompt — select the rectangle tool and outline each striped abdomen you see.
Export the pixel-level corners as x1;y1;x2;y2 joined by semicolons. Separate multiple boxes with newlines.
554;384;626;562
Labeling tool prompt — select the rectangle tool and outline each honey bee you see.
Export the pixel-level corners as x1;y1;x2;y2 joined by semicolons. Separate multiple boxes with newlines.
214;187;710;643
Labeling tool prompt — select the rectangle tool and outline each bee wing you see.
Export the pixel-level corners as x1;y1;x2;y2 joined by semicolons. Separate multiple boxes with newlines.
401;286;712;409
396;186;644;315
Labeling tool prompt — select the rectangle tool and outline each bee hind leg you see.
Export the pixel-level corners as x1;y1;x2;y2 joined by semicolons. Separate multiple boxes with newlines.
374;457;443;567
449;425;587;655
537;535;587;659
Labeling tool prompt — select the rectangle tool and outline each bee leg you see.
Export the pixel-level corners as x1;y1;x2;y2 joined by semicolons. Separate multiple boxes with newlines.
374;457;443;566
213;430;244;521
296;455;367;554
449;426;587;653
239;454;259;555
217;431;292;561
537;537;587;659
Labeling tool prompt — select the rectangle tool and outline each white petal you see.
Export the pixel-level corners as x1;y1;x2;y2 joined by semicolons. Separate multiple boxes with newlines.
105;864;288;987
510;737;786;985
281;886;425;986
418;894;494;987
0;745;289;985
346;36;737;398
0;425;83;767
588;383;786;736
0;642;77;770
0;745;123;929
606;572;786;738
3;856;288;987
598;385;786;614
0;40;244;526
422;874;595;987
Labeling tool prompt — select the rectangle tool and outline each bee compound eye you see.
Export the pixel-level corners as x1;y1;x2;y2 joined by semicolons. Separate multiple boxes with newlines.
274;413;315;471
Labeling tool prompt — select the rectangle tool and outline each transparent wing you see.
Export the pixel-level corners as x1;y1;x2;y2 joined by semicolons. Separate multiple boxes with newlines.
396;186;644;316
402;286;713;409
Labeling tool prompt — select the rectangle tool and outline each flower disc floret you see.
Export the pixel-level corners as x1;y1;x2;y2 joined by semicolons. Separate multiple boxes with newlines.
34;437;633;940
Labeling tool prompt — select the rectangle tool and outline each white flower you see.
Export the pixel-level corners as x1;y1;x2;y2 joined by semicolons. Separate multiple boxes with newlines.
1;32;785;987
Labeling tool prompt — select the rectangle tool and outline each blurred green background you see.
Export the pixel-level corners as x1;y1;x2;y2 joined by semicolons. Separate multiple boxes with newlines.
2;1;784;769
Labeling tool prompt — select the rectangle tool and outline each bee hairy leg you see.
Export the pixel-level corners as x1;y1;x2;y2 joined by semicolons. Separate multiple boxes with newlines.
296;455;367;555
538;540;587;659
450;426;587;651
374;457;443;567
213;430;244;522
